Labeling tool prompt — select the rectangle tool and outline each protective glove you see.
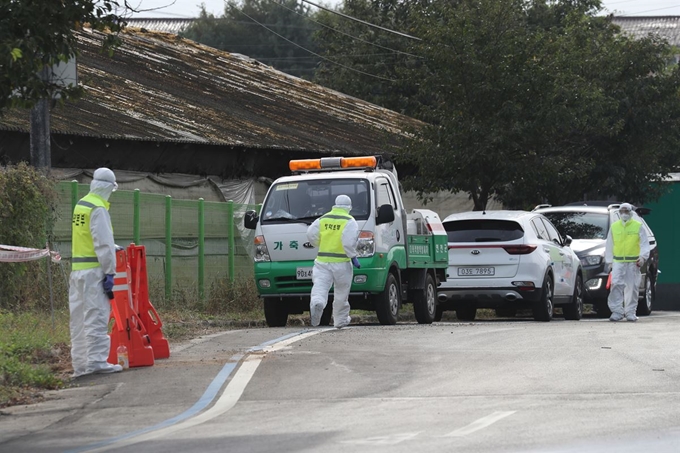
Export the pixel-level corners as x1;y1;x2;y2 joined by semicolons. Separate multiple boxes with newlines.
103;274;115;292
351;257;361;269
636;257;645;268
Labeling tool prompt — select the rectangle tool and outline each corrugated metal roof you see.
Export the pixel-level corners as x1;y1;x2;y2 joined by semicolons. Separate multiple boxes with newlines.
611;16;680;46
0;28;421;155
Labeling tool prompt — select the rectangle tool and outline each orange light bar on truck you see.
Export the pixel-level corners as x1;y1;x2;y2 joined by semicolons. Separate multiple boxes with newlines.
341;156;377;168
289;159;323;171
289;156;377;172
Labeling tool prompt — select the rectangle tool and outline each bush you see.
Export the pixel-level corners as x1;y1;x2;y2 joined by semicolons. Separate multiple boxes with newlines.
206;275;261;314
0;163;59;310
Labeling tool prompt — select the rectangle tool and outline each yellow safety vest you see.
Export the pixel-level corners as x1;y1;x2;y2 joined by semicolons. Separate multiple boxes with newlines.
317;207;353;263
71;193;110;270
611;219;641;262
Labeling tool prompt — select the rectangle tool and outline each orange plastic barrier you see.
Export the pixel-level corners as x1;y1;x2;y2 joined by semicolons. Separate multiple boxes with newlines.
108;248;155;368
127;244;170;359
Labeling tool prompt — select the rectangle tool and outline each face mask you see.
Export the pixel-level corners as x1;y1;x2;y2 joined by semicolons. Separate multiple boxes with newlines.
620;213;631;222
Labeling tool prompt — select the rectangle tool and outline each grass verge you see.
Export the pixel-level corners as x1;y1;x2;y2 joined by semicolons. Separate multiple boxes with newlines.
0;309;71;408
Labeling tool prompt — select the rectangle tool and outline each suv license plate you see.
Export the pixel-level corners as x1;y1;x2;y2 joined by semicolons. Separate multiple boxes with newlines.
296;267;313;280
458;267;495;276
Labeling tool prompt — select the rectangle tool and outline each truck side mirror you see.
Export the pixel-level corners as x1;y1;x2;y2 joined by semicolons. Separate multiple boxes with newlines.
244;210;259;230
376;204;395;225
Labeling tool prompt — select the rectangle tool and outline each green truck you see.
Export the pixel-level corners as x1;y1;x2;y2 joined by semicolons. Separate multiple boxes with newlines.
244;155;449;326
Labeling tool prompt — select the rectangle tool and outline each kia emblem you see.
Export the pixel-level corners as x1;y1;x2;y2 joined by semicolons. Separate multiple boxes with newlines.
303;242;314;249
471;249;480;255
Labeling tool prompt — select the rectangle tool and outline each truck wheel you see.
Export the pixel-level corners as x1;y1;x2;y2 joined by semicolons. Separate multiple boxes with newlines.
320;302;333;326
375;272;400;325
532;274;554;322
637;273;655;316
563;274;584;320
414;274;436;324
264;299;289;327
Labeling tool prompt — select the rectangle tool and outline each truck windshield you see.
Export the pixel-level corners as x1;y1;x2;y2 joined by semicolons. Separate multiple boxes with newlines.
261;179;371;224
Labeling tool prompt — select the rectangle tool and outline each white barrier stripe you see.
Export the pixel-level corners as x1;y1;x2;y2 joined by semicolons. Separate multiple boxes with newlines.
113;285;129;292
0;244;61;263
115;272;127;278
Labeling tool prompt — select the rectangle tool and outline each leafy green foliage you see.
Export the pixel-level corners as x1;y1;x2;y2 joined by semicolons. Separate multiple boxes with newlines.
313;0;425;115
395;0;680;209
0;163;59;309
0;0;126;115
182;0;321;79
313;0;680;209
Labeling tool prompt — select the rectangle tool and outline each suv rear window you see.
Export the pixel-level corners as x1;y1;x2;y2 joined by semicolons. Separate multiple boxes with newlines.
541;212;609;240
444;220;524;243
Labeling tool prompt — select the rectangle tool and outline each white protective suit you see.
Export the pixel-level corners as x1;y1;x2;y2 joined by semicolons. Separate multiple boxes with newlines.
307;195;359;328
69;168;121;377
604;203;650;321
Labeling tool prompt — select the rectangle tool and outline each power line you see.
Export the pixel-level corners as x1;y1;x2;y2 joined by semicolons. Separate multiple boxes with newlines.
615;4;680;15
271;0;422;59
257;52;407;61
234;8;398;82
297;0;422;41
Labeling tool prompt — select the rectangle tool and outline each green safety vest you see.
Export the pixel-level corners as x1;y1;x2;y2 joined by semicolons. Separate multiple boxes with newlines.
71;193;110;270
317;207;353;263
611;219;641;262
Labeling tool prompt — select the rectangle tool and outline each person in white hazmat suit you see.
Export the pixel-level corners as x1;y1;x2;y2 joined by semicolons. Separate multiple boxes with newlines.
69;168;122;377
604;203;650;322
307;195;361;329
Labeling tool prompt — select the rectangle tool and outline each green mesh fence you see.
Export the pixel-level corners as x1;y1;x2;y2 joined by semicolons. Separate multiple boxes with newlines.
54;181;259;299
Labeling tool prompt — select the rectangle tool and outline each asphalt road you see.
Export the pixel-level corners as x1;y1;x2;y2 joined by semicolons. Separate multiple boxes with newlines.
2;312;680;453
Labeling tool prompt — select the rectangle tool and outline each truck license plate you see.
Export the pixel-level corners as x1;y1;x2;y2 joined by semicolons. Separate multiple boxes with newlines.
296;267;313;280
458;267;495;276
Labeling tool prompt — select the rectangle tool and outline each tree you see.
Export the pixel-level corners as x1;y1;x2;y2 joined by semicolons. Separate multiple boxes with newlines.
396;0;680;210
0;0;127;116
313;0;424;115
182;0;321;79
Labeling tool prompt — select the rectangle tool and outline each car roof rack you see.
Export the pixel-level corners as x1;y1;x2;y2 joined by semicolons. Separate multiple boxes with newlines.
532;204;551;211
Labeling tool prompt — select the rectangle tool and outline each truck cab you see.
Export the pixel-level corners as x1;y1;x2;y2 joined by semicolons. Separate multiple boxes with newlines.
244;156;448;327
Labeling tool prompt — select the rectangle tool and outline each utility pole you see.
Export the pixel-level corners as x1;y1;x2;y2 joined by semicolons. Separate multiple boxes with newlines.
29;98;51;170
29;65;51;171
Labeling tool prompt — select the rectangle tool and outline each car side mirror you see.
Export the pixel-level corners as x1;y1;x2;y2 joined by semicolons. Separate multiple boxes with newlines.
244;210;259;230
376;204;395;225
563;235;573;247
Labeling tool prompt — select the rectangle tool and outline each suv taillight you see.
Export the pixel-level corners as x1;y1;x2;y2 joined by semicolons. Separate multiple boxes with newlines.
503;244;537;255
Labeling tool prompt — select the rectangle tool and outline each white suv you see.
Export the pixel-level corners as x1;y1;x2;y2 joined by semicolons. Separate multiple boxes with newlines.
437;210;584;322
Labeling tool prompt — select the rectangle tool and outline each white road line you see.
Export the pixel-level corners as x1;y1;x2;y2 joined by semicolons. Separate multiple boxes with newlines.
443;411;516;437
342;432;423;445
83;329;324;452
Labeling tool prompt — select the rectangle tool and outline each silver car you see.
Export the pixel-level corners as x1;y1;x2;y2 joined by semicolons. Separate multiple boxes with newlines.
533;202;658;317
437;210;584;322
